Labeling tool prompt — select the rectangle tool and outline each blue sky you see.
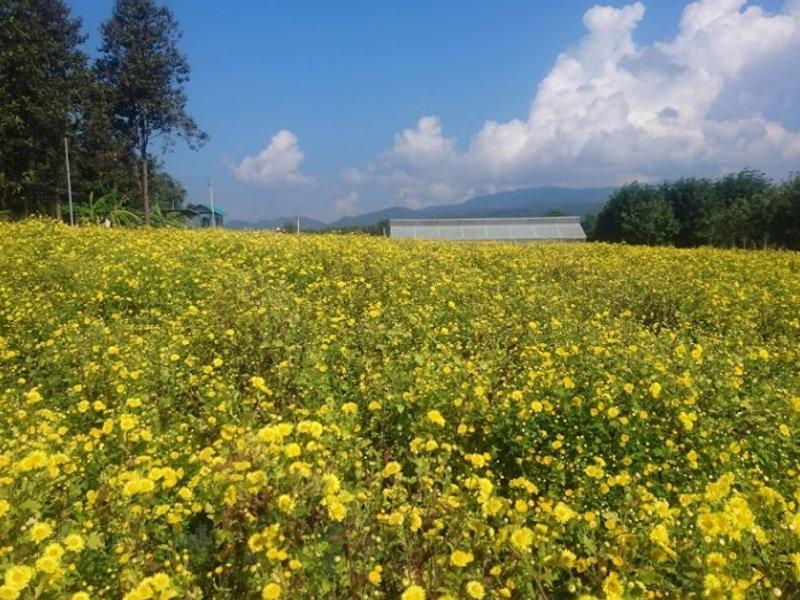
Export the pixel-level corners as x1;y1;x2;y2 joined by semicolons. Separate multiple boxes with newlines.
67;1;800;221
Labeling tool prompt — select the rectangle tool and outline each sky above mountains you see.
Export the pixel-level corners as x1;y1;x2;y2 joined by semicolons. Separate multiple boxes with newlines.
67;0;800;221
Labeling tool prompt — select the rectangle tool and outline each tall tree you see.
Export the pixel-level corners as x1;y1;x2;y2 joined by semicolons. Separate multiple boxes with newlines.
0;0;88;217
96;0;206;225
594;183;642;243
71;78;139;200
619;186;679;246
712;170;774;248
593;171;796;249
595;183;679;246
773;173;800;250
661;178;718;247
148;166;186;211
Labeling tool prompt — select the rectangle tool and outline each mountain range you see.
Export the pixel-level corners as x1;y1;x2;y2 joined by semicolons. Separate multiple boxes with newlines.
225;216;328;231
226;186;615;230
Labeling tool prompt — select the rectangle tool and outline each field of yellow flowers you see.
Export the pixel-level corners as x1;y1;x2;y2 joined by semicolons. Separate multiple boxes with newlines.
1;220;799;599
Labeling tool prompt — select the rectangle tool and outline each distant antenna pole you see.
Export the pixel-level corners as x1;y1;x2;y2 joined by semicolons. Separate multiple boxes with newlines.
63;137;74;226
208;176;216;228
297;214;300;234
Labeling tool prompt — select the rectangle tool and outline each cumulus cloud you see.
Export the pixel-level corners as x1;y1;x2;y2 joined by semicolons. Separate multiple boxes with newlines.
232;130;311;186
389;116;457;170
342;117;471;208
345;0;800;209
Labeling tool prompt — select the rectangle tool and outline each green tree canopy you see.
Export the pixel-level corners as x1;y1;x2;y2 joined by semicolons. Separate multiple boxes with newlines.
0;0;88;217
96;0;206;225
772;172;800;250
660;178;717;247
594;171;797;249
595;182;679;245
619;185;679;246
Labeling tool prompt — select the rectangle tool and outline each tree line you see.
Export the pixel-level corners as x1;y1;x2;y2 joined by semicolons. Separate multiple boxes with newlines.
0;0;205;225
588;170;800;249
3;2;799;245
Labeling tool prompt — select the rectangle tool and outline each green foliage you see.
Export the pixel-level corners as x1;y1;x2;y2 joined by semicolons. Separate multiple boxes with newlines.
772;172;800;249
660;178;717;247
0;0;200;224
581;214;598;241
73;187;188;228
1;223;800;597
543;208;567;217
594;183;661;243
323;218;390;237
76;188;141;226
0;0;88;217
619;186;679;246
96;0;207;223
71;78;140;200
148;203;186;228
148;169;187;211
708;170;775;248
595;171;800;250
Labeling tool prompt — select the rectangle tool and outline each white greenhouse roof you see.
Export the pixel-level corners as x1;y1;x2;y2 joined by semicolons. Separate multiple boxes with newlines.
388;217;586;242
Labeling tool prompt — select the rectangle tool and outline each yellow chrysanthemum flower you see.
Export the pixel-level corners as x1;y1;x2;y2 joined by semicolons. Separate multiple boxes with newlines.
465;581;485;599
509;527;534;552
29;522;53;543
261;582;281;599
401;584;426;600
450;550;474;567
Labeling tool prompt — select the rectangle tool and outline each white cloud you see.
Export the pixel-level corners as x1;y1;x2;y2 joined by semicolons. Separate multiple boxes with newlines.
389;116;457;169
232;130;311;186
333;191;360;217
660;0;798;77
344;0;800;210
338;117;468;209
467;0;800;180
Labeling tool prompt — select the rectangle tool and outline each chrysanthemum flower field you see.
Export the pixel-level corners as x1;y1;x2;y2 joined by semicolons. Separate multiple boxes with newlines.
1;221;799;599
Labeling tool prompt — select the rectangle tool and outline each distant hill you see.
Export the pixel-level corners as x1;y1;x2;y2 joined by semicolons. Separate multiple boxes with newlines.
226;216;328;230
224;186;614;230
328;186;614;228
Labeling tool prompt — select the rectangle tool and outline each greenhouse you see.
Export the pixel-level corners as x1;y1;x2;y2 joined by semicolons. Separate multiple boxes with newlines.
388;216;587;242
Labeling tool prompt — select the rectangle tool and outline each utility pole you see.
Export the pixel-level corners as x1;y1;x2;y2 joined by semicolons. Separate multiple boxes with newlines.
297;215;300;234
64;137;74;226
208;176;216;228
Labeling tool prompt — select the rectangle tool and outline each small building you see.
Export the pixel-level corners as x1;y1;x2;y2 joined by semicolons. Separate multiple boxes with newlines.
388;216;586;242
183;204;224;228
